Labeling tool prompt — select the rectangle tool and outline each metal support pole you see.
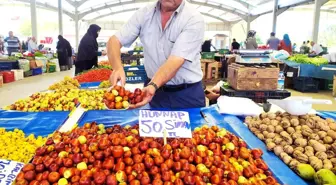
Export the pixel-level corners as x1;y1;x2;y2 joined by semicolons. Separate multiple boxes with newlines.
228;25;233;49
312;0;321;42
272;0;279;33
30;0;38;39
246;16;251;33
75;8;80;51
58;0;63;35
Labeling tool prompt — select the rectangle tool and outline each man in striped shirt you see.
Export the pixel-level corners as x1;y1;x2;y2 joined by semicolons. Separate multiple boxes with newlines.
4;31;22;55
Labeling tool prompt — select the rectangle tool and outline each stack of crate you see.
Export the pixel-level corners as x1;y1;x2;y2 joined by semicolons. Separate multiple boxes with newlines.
201;52;219;80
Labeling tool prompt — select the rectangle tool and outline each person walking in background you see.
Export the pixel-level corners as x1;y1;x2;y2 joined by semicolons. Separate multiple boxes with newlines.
231;38;240;51
201;39;216;52
63;38;73;69
28;36;38;52
75;24;103;75
245;30;258;49
279;34;293;55
56;35;69;71
310;41;324;56
4;31;22;55
0;35;4;54
292;43;297;53
266;32;280;50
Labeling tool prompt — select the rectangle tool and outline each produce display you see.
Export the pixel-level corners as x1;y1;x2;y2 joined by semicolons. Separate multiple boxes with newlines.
5;89;106;111
99;81;111;88
103;86;143;109
49;77;80;90
74;68;113;83
246;112;336;184
288;54;329;66
15;122;280;185
0;128;46;163
98;61;112;69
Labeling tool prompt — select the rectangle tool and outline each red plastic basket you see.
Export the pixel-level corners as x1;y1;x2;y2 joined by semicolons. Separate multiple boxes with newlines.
0;71;15;83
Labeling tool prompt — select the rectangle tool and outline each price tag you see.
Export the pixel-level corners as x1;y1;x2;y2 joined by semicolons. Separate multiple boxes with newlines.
139;110;192;138
0;159;24;185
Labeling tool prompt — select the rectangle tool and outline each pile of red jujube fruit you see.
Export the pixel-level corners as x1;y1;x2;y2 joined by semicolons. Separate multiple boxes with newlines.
15;122;280;185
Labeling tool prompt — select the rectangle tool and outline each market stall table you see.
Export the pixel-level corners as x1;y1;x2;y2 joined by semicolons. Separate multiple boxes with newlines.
75;106;309;185
0;60;19;71
283;60;336;80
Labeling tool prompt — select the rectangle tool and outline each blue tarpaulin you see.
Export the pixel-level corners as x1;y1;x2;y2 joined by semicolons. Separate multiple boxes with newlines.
283;60;336;80
80;82;101;89
0;110;70;137
78;106;308;185
318;111;336;120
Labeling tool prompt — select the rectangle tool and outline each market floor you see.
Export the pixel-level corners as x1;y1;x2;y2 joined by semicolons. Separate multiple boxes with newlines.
1;71;335;111
0;69;74;108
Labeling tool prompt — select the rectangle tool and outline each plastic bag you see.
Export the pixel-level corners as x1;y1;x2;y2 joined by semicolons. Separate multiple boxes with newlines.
49;58;60;72
271;50;290;60
217;96;262;116
18;59;30;72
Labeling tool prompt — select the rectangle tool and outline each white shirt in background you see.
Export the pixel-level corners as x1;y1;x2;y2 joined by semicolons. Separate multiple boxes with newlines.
28;40;37;52
312;43;323;55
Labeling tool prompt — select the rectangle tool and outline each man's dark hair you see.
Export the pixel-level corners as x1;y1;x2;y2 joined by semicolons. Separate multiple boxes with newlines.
307;40;310;43
271;32;275;36
303;41;306;44
233;38;236;42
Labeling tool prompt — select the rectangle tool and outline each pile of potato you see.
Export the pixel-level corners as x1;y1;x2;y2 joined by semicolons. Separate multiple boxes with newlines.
245;112;336;171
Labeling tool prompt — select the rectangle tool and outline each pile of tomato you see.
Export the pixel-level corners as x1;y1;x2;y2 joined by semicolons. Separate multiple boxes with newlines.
74;69;112;83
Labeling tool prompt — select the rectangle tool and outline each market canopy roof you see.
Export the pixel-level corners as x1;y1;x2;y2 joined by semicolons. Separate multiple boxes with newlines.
5;0;336;23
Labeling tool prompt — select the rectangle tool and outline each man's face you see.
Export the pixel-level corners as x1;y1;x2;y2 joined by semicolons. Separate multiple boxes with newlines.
311;42;314;46
9;31;13;37
32;37;36;41
160;0;183;11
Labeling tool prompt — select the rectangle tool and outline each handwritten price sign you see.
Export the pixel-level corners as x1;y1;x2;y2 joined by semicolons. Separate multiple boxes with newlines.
0;159;24;185
139;110;192;138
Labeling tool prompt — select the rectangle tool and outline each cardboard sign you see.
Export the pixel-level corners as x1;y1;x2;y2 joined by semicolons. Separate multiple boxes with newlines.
139;110;192;138
0;159;24;185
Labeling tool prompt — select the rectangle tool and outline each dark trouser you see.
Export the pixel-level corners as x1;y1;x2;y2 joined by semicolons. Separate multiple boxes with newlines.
146;81;205;109
7;48;18;56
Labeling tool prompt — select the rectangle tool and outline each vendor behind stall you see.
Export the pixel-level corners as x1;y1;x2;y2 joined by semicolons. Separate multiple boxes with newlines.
108;0;205;109
245;30;258;50
310;41;324;56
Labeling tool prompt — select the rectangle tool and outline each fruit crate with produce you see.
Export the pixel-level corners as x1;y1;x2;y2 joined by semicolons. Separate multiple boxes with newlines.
15;122;282;185
74;68;113;83
245;112;336;184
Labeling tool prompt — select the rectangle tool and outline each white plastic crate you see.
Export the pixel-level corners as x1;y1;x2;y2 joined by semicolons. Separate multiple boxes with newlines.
11;69;24;81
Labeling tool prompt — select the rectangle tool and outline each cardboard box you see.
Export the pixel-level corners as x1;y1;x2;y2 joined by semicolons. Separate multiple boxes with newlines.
0;74;3;87
29;59;37;69
228;63;279;91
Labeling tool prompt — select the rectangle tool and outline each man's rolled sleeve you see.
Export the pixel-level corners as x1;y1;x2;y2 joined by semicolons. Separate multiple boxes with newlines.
115;9;144;47
170;15;205;62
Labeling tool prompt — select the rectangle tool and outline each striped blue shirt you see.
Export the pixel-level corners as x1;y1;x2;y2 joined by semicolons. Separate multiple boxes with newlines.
4;36;20;49
115;0;205;85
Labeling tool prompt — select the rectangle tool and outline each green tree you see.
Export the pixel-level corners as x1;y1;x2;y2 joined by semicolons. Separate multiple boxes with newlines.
19;20;32;36
319;24;336;47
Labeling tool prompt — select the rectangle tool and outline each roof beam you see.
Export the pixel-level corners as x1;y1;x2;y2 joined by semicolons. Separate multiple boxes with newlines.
86;7;232;24
13;0;74;19
79;0;249;20
254;0;314;17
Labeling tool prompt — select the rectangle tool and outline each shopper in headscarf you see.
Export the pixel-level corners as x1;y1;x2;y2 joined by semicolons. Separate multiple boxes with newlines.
245;30;258;49
279;34;292;55
75;24;102;75
56;35;69;71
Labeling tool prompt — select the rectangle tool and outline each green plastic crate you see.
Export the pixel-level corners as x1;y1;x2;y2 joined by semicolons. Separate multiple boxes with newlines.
219;49;230;55
201;52;215;59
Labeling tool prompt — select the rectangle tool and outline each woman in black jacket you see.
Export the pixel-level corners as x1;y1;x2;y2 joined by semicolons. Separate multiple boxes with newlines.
75;24;102;75
57;35;69;71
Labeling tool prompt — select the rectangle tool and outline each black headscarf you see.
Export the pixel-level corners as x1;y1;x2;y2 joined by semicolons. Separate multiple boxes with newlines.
76;24;101;68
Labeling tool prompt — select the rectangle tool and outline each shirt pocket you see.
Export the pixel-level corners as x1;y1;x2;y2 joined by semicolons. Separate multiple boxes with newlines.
163;40;175;59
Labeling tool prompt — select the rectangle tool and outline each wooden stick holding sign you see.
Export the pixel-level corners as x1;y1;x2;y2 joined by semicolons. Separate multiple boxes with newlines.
163;129;167;145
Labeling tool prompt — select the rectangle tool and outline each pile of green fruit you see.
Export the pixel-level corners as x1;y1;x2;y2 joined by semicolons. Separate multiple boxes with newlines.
296;163;336;184
288;54;328;66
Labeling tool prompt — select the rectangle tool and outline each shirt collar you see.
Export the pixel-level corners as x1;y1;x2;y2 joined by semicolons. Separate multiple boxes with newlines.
154;0;186;14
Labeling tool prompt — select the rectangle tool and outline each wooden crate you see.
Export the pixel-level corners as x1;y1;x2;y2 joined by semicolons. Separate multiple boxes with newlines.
201;62;206;79
207;62;219;80
228;63;279;91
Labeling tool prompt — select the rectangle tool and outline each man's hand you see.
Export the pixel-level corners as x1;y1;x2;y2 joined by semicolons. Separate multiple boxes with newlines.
129;85;156;109
206;91;220;101
102;50;107;56
109;67;126;86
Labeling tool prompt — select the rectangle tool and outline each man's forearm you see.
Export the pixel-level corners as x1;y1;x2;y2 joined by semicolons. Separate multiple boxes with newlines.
150;56;185;87
107;36;123;70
